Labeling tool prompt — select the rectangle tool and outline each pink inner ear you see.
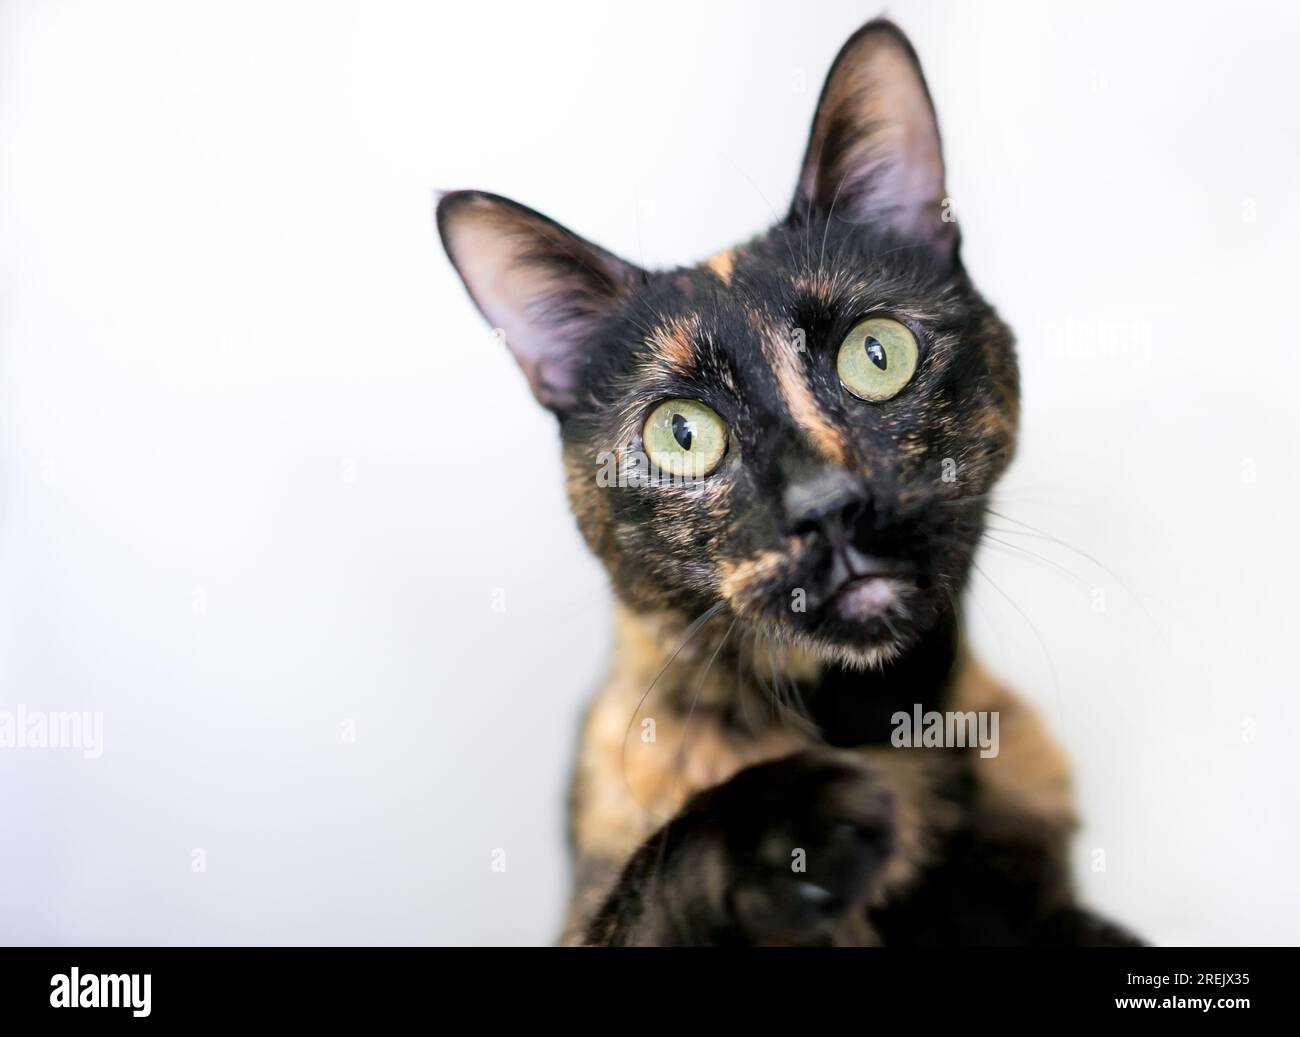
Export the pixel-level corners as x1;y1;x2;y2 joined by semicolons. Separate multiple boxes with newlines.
443;205;578;402
852;43;945;240
798;27;950;250
439;192;637;411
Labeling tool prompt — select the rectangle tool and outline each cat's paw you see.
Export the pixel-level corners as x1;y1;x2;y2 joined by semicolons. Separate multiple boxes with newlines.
700;751;895;942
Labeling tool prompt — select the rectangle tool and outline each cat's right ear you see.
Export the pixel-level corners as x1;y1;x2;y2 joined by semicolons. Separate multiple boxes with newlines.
437;190;644;416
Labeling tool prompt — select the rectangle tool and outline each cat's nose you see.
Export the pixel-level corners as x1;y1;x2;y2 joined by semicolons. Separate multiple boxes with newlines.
783;468;869;540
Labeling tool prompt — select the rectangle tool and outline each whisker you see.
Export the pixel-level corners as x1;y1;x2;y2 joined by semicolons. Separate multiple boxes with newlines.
620;601;726;809
733;626;758;733
723;160;804;274
966;539;1081;675
970;560;1069;737
642;614;738;914
987;508;1169;645
671;615;739;784
979;532;1094;590
767;636;786;721
777;630;814;722
766;634;805;726
819;167;855;275
757;628;819;735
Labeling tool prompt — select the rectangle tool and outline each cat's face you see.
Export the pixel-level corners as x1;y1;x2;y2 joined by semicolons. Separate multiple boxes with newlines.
439;20;1017;667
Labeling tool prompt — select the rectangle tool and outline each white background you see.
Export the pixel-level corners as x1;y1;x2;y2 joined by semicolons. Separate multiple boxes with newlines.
1;0;1297;945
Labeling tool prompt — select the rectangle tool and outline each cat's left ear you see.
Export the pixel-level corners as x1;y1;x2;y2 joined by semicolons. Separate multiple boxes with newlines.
437;190;644;415
790;20;956;261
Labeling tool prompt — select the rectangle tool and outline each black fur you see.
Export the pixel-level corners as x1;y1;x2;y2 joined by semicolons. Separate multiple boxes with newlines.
438;17;1141;949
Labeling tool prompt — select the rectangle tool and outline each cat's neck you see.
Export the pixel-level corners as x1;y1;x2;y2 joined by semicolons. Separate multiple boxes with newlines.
610;604;961;746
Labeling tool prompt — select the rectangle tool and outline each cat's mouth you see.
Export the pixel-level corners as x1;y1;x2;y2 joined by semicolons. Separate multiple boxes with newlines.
828;573;911;622
821;551;917;623
783;544;938;662
719;535;946;662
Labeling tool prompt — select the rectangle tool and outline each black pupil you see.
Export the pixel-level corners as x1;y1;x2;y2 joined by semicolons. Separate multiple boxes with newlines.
671;413;694;451
865;336;888;371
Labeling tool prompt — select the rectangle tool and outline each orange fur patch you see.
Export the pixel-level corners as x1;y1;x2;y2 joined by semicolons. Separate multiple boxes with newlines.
748;309;850;465
563;610;1078;942
718;548;799;614
647;315;700;375
793;272;834;302
703;249;736;285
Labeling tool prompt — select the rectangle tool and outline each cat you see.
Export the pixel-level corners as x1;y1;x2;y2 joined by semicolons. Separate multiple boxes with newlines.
438;18;1141;946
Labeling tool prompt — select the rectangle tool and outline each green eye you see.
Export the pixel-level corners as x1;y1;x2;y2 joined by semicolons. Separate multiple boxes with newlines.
643;399;728;477
837;317;919;402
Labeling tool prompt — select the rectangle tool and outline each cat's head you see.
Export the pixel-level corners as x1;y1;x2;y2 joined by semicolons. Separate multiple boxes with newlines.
438;20;1017;668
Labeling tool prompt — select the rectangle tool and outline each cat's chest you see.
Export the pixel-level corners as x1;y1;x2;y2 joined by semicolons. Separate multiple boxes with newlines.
573;678;954;884
571;648;1075;872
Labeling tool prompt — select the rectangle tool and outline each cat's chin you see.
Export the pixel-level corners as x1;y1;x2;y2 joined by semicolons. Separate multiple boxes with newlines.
808;576;930;665
756;616;920;673
782;632;908;672
721;573;935;672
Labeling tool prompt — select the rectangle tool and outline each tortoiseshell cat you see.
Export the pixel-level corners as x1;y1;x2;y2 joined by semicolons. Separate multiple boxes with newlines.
439;19;1139;946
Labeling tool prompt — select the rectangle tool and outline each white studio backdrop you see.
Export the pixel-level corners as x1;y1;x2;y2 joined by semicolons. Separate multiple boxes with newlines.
1;0;1297;945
